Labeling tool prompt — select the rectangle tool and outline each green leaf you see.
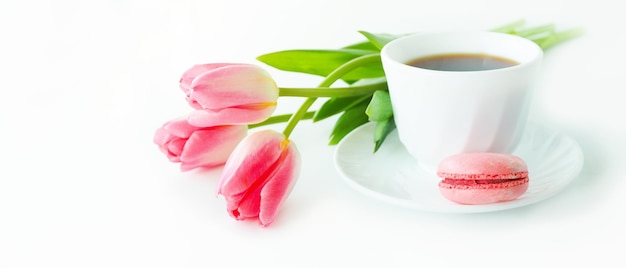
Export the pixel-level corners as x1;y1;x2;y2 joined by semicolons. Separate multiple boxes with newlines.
366;90;396;152
342;41;379;51
365;90;393;121
358;31;404;50
513;24;555;38
328;98;371;145
257;49;384;81
533;28;584;50
352;76;387;85
373;117;396;152
490;19;526;33
313;95;369;122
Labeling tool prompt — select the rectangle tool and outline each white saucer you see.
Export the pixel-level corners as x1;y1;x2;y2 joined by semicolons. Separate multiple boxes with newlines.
333;122;584;213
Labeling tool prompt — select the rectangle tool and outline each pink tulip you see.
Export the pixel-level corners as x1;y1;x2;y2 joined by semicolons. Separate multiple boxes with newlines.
154;117;248;171
179;63;279;127
217;130;301;226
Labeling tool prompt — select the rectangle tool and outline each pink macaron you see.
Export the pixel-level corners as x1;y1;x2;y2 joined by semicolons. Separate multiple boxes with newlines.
436;153;529;205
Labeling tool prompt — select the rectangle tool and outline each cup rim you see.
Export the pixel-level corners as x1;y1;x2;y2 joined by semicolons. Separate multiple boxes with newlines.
381;31;543;74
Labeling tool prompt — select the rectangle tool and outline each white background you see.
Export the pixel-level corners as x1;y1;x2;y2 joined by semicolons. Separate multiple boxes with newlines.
1;0;624;267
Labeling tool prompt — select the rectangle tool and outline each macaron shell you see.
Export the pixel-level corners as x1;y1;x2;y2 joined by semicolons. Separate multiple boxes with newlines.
439;180;528;205
437;153;528;180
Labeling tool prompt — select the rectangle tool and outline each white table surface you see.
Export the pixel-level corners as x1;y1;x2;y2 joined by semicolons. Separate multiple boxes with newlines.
1;0;625;267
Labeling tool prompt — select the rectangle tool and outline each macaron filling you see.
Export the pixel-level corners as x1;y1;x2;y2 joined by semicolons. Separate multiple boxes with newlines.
439;177;529;189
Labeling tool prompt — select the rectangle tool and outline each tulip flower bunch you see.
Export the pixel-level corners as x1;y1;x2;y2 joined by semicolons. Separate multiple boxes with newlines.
154;20;582;226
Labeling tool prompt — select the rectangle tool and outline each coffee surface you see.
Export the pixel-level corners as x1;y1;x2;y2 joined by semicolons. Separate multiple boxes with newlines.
406;53;518;71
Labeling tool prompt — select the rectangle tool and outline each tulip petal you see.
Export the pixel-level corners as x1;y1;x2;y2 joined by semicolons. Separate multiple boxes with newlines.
163;118;199;138
187;105;276;127
179;63;235;94
189;64;279;110
218;130;283;196
185;96;204;110
179;125;247;171
229;190;261;220
166;139;185;161
153;127;173;149
259;141;300;226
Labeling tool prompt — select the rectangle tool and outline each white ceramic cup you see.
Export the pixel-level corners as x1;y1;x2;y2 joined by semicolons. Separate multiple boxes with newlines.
380;31;543;172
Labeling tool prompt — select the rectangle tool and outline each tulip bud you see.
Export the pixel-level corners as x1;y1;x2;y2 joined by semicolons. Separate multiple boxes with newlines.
217;130;300;226
154;118;248;171
179;63;279;127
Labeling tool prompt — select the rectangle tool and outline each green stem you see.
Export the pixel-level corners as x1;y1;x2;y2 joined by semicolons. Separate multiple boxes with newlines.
282;98;316;138
249;111;315;129
279;81;387;98
282;53;381;138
